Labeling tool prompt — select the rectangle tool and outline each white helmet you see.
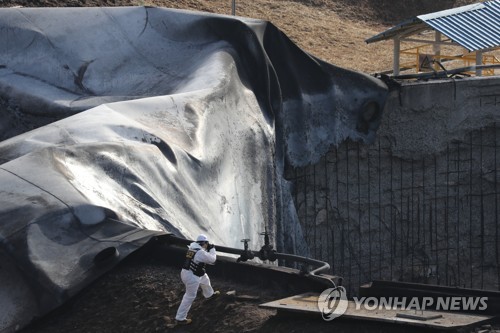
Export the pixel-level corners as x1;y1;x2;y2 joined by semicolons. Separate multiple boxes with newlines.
196;234;209;242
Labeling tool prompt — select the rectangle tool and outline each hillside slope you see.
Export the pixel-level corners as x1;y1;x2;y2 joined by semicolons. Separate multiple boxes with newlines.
0;0;479;73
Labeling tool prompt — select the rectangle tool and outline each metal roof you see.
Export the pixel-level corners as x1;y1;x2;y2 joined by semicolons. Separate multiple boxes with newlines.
366;0;500;52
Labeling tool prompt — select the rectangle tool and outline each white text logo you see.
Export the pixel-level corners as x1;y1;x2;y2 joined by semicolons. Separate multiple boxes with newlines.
317;286;348;321
352;296;488;311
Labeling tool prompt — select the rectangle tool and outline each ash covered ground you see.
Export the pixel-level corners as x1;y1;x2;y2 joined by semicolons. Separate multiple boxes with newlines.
20;249;477;333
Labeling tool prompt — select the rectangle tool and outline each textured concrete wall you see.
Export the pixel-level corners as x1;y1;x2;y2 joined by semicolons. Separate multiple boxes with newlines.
287;76;500;295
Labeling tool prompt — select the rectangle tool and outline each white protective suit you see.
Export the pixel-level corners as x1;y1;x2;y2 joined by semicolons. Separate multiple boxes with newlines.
175;242;217;321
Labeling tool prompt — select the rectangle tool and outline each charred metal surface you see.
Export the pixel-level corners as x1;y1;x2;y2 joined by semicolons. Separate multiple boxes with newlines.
260;292;493;330
359;280;500;315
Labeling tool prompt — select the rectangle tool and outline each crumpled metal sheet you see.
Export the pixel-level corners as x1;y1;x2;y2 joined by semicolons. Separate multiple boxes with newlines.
0;6;388;332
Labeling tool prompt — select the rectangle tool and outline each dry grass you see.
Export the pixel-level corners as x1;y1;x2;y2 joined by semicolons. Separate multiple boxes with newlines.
1;0;496;74
144;0;396;73
141;0;496;74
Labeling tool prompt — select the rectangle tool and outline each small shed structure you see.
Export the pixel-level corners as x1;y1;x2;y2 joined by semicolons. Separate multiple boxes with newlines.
366;0;500;76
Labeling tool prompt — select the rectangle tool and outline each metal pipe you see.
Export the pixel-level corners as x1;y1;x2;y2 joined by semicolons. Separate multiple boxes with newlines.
411;158;415;282
324;152;331;274
457;141;461;287
422;158;426;269
469;132;474;288
162;235;335;284
392;64;500;80
400;158;404;277
313;163;317;259
434;154;440;285
390;144;394;280
367;141;372;280
480;128;485;289
446;143;450;285
378;139;382;280
357;141;362;287
346;141;351;292
495;124;500;290
305;163;309;246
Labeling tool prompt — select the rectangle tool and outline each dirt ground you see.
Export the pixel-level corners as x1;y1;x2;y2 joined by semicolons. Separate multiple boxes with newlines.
19;252;284;333
14;250;372;333
21;250;494;333
0;0;481;73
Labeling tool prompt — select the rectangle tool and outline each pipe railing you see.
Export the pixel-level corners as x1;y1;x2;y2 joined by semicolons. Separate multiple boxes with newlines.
160;234;337;287
393;63;500;80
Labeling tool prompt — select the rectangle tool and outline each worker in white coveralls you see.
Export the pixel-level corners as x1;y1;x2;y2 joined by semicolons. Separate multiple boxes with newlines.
175;234;220;325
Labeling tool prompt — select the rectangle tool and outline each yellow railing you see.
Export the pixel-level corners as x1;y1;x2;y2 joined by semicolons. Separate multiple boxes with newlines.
400;44;500;76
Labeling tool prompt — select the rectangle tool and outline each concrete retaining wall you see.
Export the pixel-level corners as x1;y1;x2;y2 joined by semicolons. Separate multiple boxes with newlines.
287;76;500;295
